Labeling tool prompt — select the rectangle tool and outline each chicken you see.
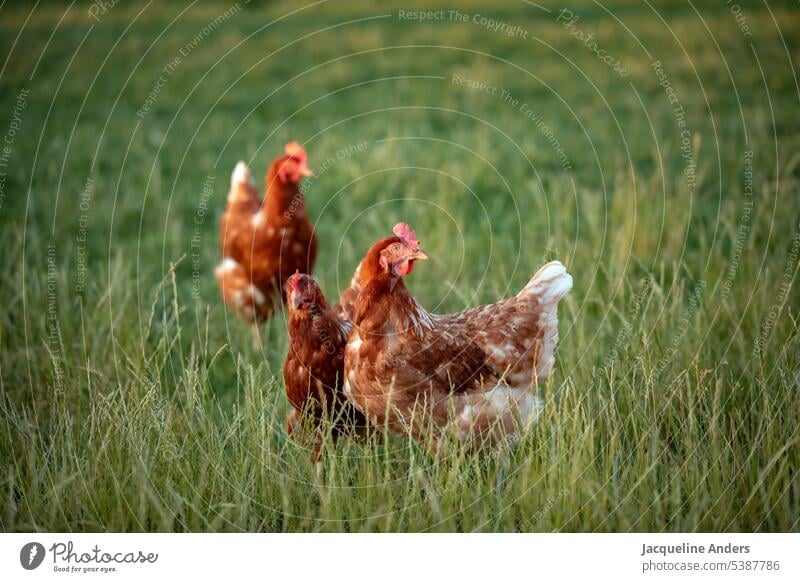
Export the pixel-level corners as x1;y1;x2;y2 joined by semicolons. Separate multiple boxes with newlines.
344;223;572;450
215;142;317;331
283;271;368;458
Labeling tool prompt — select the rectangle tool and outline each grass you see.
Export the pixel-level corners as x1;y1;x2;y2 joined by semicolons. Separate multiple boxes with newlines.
1;0;799;532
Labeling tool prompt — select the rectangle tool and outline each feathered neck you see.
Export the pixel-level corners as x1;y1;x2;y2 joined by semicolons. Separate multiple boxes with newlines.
262;157;304;218
288;300;347;348
354;241;432;337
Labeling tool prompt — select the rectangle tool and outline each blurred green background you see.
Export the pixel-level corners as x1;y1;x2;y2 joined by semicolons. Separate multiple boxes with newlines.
0;0;798;531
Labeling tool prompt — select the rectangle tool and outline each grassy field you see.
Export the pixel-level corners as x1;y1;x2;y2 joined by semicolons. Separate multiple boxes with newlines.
1;0;799;532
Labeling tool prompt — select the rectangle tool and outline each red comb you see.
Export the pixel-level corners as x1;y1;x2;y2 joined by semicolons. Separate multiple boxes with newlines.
393;222;420;249
288;270;303;291
284;141;307;162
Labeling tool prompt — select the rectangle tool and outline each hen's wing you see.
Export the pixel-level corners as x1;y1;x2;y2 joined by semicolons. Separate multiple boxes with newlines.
334;260;363;321
440;261;573;388
366;322;493;395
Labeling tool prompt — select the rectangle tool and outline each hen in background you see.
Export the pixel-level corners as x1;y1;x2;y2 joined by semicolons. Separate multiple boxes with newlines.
215;142;317;343
284;270;367;460
344;223;572;452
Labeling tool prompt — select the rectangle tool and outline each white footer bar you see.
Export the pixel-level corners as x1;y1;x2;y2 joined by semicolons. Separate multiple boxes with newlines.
1;533;797;581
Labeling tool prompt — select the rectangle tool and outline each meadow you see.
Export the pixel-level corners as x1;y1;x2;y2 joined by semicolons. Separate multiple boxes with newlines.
0;0;798;532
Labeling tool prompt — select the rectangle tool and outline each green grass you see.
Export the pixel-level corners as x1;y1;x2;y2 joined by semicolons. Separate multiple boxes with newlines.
1;0;799;532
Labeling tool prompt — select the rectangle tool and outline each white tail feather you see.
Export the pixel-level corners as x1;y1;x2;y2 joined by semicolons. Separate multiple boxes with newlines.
229;161;256;202
231;161;252;186
520;261;573;301
520;261;572;381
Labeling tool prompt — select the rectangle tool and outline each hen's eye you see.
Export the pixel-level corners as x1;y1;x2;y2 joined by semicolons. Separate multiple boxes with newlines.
391;244;402;254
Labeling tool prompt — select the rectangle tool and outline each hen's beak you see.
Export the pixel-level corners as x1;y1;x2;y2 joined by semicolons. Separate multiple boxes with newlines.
411;249;428;261
299;164;313;177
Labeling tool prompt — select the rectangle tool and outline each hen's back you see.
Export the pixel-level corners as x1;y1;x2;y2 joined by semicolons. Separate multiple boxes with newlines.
440;261;573;389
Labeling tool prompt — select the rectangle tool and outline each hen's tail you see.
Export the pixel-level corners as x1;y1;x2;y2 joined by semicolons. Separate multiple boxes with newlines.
227;161;259;204
333;260;363;321
519;261;573;301
518;261;573;381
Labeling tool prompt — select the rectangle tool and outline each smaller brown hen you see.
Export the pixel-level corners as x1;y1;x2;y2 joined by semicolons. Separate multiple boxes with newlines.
283;270;367;459
215;142;317;340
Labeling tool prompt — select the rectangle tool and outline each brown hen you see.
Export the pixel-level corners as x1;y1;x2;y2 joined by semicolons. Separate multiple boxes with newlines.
283;271;367;459
344;223;573;451
215;142;317;331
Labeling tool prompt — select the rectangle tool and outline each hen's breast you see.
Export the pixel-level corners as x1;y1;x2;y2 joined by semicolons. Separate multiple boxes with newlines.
344;325;393;423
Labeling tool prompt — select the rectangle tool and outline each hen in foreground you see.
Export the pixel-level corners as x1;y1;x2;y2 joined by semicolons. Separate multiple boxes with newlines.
284;271;367;459
344;223;572;451
215;142;317;335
